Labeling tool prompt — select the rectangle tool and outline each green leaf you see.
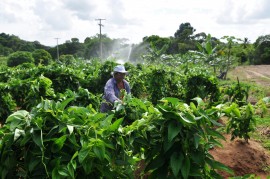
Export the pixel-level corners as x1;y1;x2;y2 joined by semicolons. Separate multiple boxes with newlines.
59;98;74;111
6;110;29;131
190;150;204;165
108;118;123;132
190;102;197;112
178;112;195;124
51;135;67;153
100;114;114;127
52;167;61;179
232;108;241;118
168;121;181;142
170;152;184;177
145;154;165;172
68;133;80;148
78;146;90;163
67;162;75;178
194;134;200;149
192;97;205;107
163;97;180;106
183;112;196;123
93;143;105;160
206;127;226;141
58;166;69;177
181;156;190;179
28;158;40;172
82;157;93;174
210;119;224;127
31;129;43;148
206;158;234;175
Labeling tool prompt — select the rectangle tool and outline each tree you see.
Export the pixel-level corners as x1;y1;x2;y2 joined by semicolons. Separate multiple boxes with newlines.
219;36;241;79
83;36;100;59
174;22;196;41
254;35;270;64
61;38;84;57
59;54;75;65
143;35;171;50
32;49;53;65
171;22;197;54
236;37;254;64
194;32;207;43
7;51;34;67
192;34;220;74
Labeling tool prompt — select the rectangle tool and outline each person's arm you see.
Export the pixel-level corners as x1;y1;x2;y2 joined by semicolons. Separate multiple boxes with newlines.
104;79;120;103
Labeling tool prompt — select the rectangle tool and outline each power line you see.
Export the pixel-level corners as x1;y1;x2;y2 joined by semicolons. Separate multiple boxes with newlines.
95;18;106;59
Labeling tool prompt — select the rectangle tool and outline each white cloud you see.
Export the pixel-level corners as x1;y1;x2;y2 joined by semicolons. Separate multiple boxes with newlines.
1;0;270;46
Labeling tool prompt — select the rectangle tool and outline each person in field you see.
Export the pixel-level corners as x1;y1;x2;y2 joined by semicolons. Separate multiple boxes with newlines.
100;65;131;113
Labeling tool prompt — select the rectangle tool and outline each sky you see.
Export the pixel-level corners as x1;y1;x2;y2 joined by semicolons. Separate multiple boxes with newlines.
1;0;270;47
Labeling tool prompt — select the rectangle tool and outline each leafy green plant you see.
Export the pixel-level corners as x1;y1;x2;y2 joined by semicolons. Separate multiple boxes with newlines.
224;103;256;142
32;49;52;66
221;78;249;106
59;54;75;65
0;98;134;178
0;83;16;123
147;67;173;105
8;75;55;110
58;87;102;110
185;74;220;104
121;97;233;178
7;51;34;67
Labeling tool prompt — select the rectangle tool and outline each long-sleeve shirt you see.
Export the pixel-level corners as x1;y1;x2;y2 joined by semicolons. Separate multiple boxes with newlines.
100;78;131;112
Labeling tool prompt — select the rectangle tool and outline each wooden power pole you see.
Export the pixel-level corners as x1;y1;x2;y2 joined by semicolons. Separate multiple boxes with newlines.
54;38;60;61
95;18;106;59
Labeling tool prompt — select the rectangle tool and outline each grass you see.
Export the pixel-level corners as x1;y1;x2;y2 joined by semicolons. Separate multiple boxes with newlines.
251;115;270;150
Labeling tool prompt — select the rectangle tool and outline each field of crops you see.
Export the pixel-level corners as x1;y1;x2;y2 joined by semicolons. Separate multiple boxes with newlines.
0;58;269;178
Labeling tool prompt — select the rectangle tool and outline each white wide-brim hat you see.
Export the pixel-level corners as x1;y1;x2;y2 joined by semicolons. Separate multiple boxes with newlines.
112;65;128;75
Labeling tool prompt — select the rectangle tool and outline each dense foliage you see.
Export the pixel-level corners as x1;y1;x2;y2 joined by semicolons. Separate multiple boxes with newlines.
32;49;53;66
0;55;268;178
7;51;34;67
1;21;269;64
0;22;269;177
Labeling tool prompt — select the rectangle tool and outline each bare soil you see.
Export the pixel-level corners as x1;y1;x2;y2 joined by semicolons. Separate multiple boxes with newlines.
210;65;270;178
210;134;270;178
228;65;270;93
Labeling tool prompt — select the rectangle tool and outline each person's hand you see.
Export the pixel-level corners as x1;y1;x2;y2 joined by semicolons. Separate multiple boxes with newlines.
114;99;122;105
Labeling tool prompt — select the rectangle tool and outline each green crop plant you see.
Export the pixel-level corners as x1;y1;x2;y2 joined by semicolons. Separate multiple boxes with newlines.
0;83;16;123
0;98;134;178
224;103;256;142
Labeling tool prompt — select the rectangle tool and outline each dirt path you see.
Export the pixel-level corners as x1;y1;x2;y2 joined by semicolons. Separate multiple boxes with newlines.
229;65;270;88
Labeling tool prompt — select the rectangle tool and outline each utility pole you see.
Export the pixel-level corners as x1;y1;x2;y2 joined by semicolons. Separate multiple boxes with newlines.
95;18;106;59
54;38;60;61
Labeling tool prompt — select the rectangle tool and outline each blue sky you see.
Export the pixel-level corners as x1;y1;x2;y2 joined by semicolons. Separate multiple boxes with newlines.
1;0;269;46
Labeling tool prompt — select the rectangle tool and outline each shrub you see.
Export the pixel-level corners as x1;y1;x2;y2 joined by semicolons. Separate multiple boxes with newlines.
59;54;75;65
32;49;52;65
0;83;16;123
7;51;34;67
0;56;8;66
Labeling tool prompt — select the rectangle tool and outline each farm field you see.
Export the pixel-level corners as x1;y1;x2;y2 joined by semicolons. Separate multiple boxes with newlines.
211;65;270;178
228;65;270;89
1;61;269;178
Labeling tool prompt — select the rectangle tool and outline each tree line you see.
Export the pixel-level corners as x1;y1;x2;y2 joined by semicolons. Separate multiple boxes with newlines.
0;22;270;65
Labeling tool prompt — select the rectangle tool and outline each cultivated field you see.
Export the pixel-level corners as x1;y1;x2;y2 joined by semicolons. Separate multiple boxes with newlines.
211;65;270;178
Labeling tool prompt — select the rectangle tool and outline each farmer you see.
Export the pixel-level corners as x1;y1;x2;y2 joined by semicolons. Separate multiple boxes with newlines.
100;65;131;113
